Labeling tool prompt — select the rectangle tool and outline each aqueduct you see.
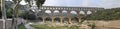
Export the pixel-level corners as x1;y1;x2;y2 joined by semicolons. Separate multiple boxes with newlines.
31;6;104;24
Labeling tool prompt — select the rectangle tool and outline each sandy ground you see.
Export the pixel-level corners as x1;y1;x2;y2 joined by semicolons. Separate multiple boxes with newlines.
87;20;120;29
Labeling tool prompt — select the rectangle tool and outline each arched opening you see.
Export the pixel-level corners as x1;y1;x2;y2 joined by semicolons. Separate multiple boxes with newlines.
62;10;67;16
79;11;85;14
38;17;43;22
54;10;59;16
87;11;92;14
70;11;77;14
71;17;79;23
45;17;52;22
63;17;69;23
54;17;60;22
44;10;51;16
70;11;77;17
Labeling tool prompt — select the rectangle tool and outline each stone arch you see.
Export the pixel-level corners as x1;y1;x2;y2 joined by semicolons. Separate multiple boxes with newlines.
71;17;79;23
45;17;52;22
54;10;59;13
63;17;69;23
79;11;85;14
87;11;92;14
62;10;67;16
38;17;43;22
70;11;77;14
54;17;60;22
53;10;60;16
45;10;51;14
62;10;67;13
70;11;77;17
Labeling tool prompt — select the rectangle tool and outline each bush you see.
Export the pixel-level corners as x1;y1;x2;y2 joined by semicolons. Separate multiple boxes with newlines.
86;8;120;20
88;23;95;29
18;24;26;29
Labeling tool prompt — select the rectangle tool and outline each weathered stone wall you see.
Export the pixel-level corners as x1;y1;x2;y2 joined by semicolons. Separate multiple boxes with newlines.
0;20;3;29
0;18;23;29
0;19;12;29
6;19;12;29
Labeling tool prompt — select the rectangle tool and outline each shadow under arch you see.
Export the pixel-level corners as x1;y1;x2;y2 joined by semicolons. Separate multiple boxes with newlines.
38;17;43;21
45;17;52;22
63;17;69;23
54;17;60;22
71;17;79;23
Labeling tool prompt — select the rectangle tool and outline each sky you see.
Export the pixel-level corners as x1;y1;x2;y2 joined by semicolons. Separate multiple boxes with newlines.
42;0;120;14
43;0;120;8
17;0;120;8
8;0;120;14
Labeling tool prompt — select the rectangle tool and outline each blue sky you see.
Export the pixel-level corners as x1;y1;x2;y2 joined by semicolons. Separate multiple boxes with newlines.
43;0;120;8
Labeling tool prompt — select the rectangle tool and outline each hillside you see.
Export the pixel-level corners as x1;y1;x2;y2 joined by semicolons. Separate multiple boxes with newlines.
86;8;120;20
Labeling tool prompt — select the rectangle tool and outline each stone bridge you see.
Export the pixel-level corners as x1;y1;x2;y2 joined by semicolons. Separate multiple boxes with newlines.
31;6;105;24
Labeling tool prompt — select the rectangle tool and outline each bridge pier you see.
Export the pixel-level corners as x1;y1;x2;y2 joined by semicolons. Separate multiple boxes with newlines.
68;18;72;24
59;10;63;24
77;17;81;22
75;10;81;22
59;16;63;24
91;10;96;14
51;16;55;23
42;17;46;23
41;10;46;23
60;18;63;24
51;10;55;23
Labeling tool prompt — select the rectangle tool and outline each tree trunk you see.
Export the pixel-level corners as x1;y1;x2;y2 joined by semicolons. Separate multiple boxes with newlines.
11;0;21;29
1;0;7;29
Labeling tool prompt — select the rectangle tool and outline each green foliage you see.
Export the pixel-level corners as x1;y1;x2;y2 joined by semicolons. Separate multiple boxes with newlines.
25;0;31;7
25;0;46;8
21;10;36;20
18;24;26;29
68;25;79;29
6;8;25;18
6;8;13;18
88;22;95;29
31;24;82;29
36;0;46;9
17;9;25;16
1;0;46;18
86;8;120;20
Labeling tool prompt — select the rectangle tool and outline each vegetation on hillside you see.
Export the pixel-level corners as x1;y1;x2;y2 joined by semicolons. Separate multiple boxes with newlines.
18;23;26;29
86;8;120;20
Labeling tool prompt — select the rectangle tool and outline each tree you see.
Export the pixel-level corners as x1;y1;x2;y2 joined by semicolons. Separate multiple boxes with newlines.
11;0;46;29
1;0;7;29
86;8;120;20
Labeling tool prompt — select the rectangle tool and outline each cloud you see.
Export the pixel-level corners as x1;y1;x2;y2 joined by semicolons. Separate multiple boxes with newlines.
43;0;82;6
81;0;120;8
81;0;89;7
43;0;65;6
98;0;120;8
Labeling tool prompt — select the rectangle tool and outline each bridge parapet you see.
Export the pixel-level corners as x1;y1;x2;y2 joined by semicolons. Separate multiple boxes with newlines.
40;6;104;11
